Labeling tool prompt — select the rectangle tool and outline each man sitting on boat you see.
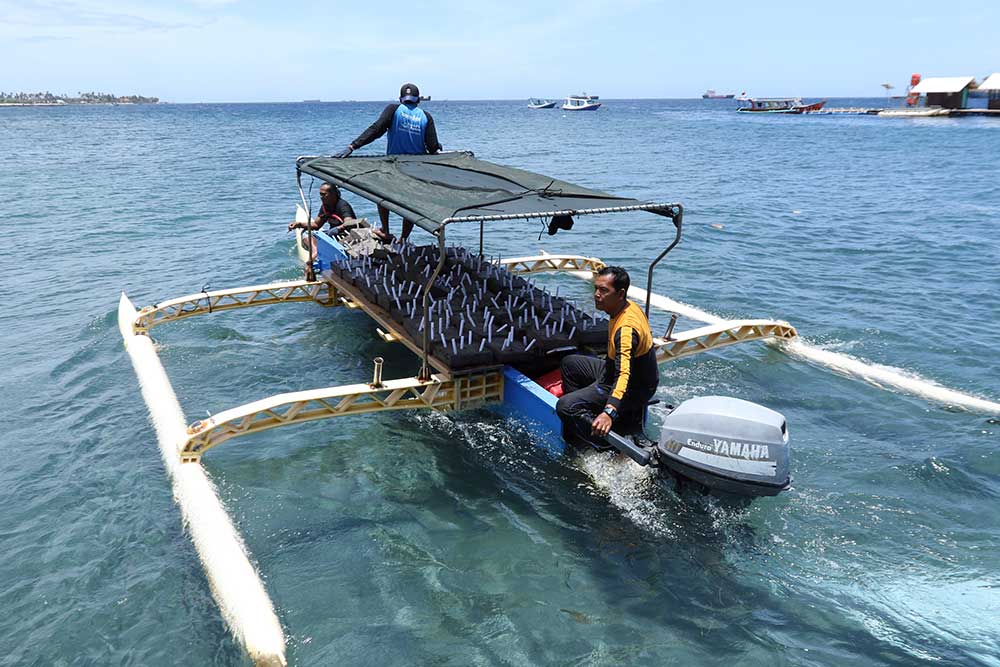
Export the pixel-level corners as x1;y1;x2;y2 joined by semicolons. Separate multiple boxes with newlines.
333;83;442;243
556;267;659;448
288;183;359;253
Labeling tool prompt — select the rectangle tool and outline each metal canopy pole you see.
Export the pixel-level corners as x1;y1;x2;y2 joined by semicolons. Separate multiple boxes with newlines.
296;171;316;281
419;226;448;381
645;205;683;319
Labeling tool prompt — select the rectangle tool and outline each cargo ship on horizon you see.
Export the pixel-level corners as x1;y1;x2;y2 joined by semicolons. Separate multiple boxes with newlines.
702;89;735;99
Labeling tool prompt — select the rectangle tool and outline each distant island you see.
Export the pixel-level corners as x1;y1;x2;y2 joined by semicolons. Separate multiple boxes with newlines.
0;91;159;106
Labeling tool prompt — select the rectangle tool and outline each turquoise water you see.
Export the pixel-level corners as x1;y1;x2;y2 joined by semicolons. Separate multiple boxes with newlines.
1;99;998;665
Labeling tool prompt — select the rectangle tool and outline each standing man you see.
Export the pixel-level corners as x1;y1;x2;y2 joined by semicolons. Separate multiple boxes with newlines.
556;266;659;448
333;83;442;243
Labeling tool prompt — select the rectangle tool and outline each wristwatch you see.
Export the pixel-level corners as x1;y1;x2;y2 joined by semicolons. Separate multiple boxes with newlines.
602;406;618;420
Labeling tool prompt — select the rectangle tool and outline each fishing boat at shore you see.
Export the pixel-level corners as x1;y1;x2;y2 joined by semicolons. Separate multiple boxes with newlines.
737;97;827;113
528;98;556;109
562;94;602;110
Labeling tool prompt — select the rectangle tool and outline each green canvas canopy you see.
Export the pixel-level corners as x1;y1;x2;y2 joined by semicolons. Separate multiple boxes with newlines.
297;151;675;234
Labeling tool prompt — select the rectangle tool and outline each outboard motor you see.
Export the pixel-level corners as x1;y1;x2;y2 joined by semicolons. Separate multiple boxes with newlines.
655;396;790;496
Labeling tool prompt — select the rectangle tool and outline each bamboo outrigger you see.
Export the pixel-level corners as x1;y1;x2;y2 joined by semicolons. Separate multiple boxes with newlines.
119;151;801;665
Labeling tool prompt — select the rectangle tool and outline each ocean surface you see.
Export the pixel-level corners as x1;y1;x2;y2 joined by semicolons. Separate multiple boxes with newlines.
1;98;998;666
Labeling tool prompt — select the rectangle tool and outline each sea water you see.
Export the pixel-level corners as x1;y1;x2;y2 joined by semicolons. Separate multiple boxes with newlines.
0;99;997;665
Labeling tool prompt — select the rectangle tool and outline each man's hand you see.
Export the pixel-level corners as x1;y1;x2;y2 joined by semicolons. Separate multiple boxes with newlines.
591;412;613;438
333;145;353;158
287;221;300;231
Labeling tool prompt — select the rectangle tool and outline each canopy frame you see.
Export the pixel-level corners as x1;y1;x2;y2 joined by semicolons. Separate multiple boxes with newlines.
296;153;684;379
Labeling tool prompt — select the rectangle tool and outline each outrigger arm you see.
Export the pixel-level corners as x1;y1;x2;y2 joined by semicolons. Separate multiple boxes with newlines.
496;253;799;363
131;280;338;333
180;371;503;462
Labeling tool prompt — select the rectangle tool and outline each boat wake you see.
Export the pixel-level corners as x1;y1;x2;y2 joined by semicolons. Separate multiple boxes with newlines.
576;449;674;535
628;286;1000;416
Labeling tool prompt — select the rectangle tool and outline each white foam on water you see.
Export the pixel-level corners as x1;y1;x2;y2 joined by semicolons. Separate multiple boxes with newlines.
577;449;673;536
622;284;1000;416
846;576;1000;663
118;294;286;667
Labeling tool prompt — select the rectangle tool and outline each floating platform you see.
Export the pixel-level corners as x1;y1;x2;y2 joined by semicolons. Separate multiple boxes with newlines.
807;107;1000;117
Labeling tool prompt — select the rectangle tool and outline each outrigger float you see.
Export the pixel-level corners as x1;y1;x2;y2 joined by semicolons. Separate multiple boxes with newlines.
119;151;800;665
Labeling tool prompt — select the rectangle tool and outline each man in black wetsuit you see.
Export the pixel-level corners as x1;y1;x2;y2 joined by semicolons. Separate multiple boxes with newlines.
556;266;659;449
287;182;358;256
333;83;442;243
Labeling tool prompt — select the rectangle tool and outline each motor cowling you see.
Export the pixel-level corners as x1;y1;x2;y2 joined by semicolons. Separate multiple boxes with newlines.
655;396;790;496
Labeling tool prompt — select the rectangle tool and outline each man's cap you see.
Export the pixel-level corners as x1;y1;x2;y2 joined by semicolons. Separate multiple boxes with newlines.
400;83;420;103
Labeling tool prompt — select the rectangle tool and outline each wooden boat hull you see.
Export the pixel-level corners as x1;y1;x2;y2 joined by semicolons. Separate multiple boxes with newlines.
737;100;827;114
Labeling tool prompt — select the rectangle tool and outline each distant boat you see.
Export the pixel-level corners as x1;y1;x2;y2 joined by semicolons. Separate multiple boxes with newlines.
736;98;827;114
302;99;321;103
562;94;601;111
528;98;557;109
702;89;735;99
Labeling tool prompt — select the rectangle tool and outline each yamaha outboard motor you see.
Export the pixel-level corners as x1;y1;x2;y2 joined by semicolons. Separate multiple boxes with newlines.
656;396;790;496
604;396;790;497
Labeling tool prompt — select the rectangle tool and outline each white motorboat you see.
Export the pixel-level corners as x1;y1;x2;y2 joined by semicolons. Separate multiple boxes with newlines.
562;94;601;111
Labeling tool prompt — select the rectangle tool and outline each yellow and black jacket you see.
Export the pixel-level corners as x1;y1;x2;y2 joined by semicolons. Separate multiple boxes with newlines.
601;300;658;413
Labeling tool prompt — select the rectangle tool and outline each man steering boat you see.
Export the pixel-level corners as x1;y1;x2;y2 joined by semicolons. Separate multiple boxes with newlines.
556;266;659;448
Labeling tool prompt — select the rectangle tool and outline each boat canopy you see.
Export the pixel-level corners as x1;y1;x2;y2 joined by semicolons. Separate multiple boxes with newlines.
297;151;674;234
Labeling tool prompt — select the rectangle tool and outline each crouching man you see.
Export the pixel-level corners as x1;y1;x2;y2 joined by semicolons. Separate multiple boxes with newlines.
556;266;659;448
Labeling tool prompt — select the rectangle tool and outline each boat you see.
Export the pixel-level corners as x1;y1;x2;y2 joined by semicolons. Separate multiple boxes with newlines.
562;94;602;111
702;89;735;99
118;151;801;665
877;107;951;117
528;98;556;109
736;98;827;113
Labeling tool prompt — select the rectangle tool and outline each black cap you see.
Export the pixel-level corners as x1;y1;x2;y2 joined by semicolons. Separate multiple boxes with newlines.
400;83;420;103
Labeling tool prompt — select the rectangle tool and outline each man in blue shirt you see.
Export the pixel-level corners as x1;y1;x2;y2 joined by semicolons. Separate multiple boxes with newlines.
334;83;442;242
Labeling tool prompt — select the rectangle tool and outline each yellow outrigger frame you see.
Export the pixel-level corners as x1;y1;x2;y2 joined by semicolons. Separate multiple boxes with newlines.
121;254;797;463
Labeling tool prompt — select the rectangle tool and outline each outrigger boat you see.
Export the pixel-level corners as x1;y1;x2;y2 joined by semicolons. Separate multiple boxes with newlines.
737;97;827;113
118;151;799;665
528;98;557;109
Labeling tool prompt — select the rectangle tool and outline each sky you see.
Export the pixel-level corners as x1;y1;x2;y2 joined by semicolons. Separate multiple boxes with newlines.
2;0;998;102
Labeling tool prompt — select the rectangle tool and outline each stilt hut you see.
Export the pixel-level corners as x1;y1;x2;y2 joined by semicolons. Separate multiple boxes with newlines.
909;76;975;109
976;73;1000;110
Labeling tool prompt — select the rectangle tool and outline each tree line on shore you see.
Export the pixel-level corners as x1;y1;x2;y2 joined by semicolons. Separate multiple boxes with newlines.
0;91;159;104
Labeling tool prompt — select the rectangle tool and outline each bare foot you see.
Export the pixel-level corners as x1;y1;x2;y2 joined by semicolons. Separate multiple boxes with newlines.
372;229;395;244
